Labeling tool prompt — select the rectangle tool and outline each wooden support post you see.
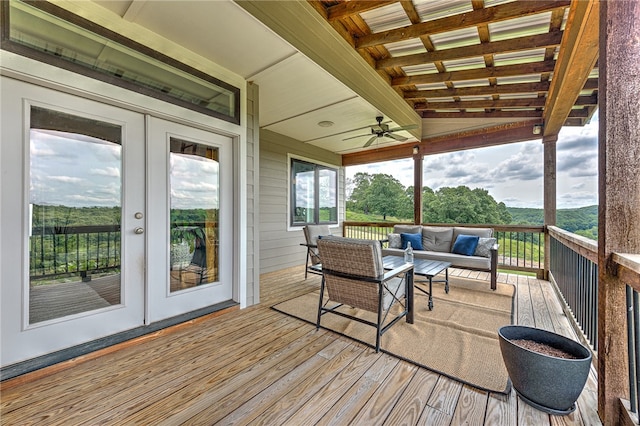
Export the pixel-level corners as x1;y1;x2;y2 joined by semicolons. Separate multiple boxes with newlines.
413;152;423;225
543;134;557;281
598;1;640;423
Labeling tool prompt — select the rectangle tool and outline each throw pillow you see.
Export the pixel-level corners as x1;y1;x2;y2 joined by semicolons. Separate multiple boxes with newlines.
388;233;402;249
452;234;480;256
474;237;497;258
422;226;453;252
401;233;423;250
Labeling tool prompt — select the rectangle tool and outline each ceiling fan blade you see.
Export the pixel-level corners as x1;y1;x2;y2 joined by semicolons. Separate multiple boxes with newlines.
386;132;407;142
342;133;372;141
363;136;377;147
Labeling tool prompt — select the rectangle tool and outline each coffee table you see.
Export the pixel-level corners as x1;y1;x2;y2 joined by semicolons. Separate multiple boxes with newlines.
383;256;451;311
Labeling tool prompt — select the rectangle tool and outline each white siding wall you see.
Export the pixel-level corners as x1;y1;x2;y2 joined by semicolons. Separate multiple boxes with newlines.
259;129;344;274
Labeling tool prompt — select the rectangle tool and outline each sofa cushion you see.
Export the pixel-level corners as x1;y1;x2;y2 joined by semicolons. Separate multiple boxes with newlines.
451;227;493;250
388;233;402;249
401;233;423;250
393;224;422;235
452;235;480;256
381;248;491;270
474;237;497;258
421;226;453;252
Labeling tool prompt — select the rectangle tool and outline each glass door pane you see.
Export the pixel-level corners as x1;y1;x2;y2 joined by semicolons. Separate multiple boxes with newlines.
169;138;219;292
29;106;122;323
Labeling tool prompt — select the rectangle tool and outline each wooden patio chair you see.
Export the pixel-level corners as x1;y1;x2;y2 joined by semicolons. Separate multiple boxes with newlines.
316;236;414;352
301;224;331;279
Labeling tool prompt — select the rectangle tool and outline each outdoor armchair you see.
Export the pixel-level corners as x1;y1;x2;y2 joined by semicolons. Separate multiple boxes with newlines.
316;236;414;352
301;224;332;279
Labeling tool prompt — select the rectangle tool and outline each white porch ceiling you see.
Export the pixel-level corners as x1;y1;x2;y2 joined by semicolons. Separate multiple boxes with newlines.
93;0;421;155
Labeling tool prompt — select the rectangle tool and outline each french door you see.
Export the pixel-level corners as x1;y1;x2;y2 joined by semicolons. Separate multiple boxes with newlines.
1;78;234;367
146;117;233;323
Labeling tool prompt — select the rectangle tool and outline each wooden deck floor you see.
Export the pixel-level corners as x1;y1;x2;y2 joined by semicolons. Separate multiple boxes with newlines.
1;266;601;425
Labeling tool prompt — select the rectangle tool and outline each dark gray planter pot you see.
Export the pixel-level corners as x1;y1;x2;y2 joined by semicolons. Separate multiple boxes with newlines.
498;325;592;415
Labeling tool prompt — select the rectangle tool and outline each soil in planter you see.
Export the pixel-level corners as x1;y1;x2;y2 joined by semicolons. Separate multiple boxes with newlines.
510;339;580;359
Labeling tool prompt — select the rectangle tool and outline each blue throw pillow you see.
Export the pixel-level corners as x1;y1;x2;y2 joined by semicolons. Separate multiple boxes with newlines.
452;234;480;256
401;233;423;250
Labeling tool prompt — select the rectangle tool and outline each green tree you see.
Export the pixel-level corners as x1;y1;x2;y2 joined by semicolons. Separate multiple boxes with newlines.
366;174;406;220
347;172;373;214
424;186;511;224
397;186;415;219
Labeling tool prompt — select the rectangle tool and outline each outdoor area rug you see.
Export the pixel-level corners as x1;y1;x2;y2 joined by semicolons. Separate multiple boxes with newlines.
272;276;515;394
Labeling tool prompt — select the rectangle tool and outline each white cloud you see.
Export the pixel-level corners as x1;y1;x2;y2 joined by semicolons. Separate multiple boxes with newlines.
346;112;600;209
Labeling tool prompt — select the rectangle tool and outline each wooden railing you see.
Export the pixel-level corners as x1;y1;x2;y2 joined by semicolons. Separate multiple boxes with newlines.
342;222;545;276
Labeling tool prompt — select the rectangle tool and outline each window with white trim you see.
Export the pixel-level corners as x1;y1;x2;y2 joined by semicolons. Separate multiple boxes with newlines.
290;158;337;226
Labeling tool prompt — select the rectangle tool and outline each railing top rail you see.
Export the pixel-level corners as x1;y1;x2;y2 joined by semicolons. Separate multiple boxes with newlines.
342;222;401;228
32;225;121;235
548;225;598;264
613;253;640;291
613;253;640;275
343;221;544;233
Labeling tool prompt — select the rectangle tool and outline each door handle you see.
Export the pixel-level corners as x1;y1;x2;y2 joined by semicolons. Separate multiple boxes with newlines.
134;227;144;234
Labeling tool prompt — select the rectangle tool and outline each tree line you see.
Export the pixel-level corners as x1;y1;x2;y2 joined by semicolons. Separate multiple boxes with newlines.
347;172;512;224
347;172;598;239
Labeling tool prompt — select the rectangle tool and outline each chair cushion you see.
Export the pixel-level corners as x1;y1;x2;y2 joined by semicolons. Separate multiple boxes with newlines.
304;224;331;245
452;234;480;256
401;233;423;250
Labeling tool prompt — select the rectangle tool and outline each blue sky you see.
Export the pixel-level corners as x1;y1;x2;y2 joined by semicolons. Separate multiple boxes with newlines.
346;112;599;209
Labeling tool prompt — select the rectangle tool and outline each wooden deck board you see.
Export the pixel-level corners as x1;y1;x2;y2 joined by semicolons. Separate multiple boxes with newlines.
0;264;601;425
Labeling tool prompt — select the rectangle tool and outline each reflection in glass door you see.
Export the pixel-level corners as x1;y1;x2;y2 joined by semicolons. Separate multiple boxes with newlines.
169;138;219;292
28;106;123;324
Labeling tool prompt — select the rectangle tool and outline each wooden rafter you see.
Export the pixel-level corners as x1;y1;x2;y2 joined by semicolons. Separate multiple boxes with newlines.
325;0;397;22
377;31;563;70
306;0;599;155
392;61;557;88
403;81;552;100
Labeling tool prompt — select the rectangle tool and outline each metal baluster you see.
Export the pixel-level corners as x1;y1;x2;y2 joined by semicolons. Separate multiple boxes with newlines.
627;286;636;413
635;289;640;415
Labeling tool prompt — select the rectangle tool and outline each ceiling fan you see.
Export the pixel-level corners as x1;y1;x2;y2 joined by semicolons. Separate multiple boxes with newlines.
342;115;418;148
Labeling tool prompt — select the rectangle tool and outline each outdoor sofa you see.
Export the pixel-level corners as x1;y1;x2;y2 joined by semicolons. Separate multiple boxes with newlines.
382;224;499;290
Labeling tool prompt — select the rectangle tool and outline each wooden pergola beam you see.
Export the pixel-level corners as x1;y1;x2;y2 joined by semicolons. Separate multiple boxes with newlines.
542;0;599;136
342;119;540;166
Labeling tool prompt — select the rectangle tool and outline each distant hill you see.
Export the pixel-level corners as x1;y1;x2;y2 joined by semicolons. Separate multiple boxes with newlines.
507;205;598;240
